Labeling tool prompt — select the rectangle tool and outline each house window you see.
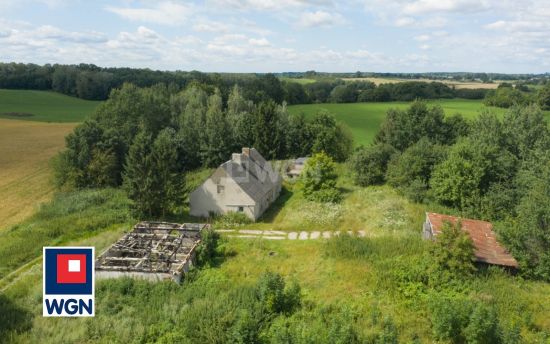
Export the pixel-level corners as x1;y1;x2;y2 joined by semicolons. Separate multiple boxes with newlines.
217;185;225;194
238;206;244;212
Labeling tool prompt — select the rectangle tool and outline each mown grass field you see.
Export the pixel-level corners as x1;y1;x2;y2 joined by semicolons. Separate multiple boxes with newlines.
289;100;509;146
0;119;75;230
0;89;101;122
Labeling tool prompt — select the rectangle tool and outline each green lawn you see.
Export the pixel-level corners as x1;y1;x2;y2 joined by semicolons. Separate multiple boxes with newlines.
0;89;101;122
288;99;508;146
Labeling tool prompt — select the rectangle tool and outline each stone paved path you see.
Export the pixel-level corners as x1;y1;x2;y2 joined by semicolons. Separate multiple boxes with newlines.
218;229;368;240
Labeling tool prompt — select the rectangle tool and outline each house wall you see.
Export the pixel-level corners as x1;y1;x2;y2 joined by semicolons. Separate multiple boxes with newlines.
190;173;257;220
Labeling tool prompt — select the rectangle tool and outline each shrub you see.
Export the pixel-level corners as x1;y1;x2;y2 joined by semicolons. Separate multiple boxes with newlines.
386;138;447;201
350;144;396;186
256;271;301;315
302;152;342;202
213;211;253;228
195;228;220;267
429;221;476;279
429;296;471;343
464;304;501;344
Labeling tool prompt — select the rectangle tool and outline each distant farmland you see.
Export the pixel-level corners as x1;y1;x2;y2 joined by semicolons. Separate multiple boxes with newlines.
288;99;508;146
342;77;501;89
0;89;101;122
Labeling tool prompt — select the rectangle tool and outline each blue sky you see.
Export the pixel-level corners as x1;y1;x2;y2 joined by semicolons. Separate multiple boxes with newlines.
0;0;549;73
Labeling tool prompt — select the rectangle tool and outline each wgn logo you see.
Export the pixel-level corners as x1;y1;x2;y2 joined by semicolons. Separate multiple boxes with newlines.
43;247;95;317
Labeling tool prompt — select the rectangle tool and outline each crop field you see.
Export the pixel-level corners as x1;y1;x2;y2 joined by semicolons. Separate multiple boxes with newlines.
342;77;502;89
0;119;75;230
289;99;508;146
0;89;101;122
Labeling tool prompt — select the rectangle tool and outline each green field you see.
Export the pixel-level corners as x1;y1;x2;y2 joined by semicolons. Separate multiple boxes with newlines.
0;89;101;122
288;99;509;146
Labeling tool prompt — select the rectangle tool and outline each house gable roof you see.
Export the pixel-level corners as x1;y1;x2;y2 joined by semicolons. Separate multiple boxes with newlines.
426;212;519;268
216;148;281;203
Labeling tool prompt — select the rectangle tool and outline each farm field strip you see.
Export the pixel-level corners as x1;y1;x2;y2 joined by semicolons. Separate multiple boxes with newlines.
0;89;101;122
0;119;75;230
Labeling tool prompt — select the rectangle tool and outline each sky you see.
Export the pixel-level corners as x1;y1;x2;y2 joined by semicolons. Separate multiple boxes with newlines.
0;0;549;73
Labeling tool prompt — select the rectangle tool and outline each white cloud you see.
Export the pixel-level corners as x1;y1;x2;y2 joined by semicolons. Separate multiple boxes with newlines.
414;34;431;42
248;37;270;46
403;0;489;15
193;19;230;33
420;44;431;50
298;10;344;27
106;1;193;26
207;0;333;12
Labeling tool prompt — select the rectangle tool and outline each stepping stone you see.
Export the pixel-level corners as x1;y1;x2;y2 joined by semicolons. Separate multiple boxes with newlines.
357;230;366;237
229;235;261;239
299;231;309;240
263;236;285;240
263;230;286;236
347;231;354;236
322;231;332;239
310;231;320;239
240;230;263;235
216;229;235;233
288;232;298;240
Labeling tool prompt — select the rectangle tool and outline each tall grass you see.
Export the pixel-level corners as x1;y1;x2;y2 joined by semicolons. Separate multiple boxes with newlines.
0;188;133;278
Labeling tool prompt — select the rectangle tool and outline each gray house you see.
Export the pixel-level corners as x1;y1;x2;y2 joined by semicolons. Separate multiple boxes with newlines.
189;148;282;221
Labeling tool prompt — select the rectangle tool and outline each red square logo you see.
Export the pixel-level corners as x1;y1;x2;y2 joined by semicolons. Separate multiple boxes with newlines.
56;254;87;284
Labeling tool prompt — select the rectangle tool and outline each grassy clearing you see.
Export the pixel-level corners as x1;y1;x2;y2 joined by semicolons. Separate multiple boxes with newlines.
0;89;101;122
2;184;549;342
289;100;509;146
0;119;75;230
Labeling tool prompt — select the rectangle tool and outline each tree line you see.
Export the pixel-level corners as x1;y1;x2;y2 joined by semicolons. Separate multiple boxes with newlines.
1;62;493;103
484;81;550;109
351;101;550;281
54;83;353;216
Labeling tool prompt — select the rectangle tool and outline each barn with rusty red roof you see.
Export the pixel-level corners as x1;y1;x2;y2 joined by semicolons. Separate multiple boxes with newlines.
423;212;519;268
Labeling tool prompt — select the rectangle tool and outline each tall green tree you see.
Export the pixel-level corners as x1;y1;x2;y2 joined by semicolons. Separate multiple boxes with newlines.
123;129;184;217
202;89;232;167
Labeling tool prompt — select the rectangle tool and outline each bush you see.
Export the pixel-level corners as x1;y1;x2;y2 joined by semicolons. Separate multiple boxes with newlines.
350;144;396;186
386;138;447;201
429;296;471;343
213;211;253;228
302;152;342;202
195;227;220;267
256;271;301;315
429;221;476;279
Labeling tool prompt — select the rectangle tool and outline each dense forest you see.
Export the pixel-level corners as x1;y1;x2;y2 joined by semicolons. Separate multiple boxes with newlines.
4;62;547;104
352;101;550;281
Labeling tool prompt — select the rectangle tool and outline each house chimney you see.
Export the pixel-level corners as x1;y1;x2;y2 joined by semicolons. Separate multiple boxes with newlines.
242;147;250;156
232;153;242;164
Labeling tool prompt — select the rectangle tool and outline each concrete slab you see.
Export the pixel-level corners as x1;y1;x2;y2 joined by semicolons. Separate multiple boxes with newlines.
322;231;332;239
263;230;286;236
216;229;235;233
357;230;366;237
263;236;286;240
288;232;298;240
240;229;263;235
299;231;309;240
310;231;320;239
